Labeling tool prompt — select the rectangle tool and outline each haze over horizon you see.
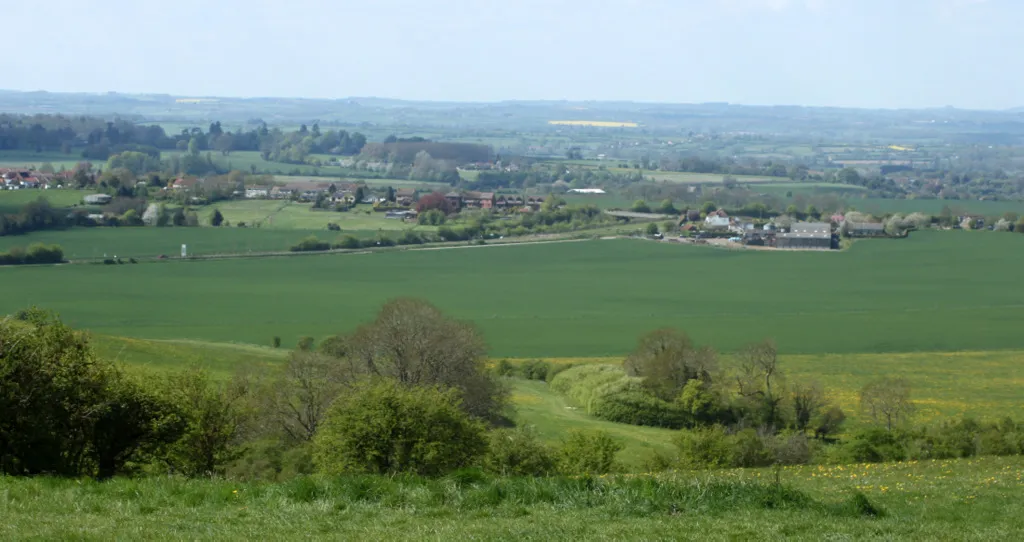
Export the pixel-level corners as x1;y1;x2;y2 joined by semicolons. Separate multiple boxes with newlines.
3;0;1021;110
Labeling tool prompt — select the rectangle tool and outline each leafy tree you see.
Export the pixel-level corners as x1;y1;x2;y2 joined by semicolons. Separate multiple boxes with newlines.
700;201;717;214
386;186;395;202
860;378;915;432
210;209;224;227
557;430;622;474
0;309;181;478
187;137;200;157
645;222;660;235
624;329;717;402
256;352;347;443
334;235;361;249
156;204;170;227
345;299;509;422
657;199;678;215
415;191;454;215
790;380;827;433
160;368;250;476
39;162;55;174
631;200;651;213
172;207;186;227
313;379;487;476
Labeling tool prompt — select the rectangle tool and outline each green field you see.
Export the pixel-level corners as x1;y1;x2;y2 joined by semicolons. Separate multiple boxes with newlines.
0;150;82;171
1;456;1020;539
2;231;1024;357
0;227;355;259
0;189;99;213
197;200;431;231
853;197;1024;217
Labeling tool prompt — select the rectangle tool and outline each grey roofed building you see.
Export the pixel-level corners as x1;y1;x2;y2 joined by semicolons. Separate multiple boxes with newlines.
776;222;832;250
845;222;886;237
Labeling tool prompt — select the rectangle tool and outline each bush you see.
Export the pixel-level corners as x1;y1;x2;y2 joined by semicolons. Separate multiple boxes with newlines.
673;426;734;469
521;359;550;381
730;429;775;468
314;380;487;476
334;235;361;249
546;362;575;383
495;359;515;377
550;364;689;428
483;426;557;476
398;230;424;245
290;235;330;252
558;430;622;475
0;244;64;266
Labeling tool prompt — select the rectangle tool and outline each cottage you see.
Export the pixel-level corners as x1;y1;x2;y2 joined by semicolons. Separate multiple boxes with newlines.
704;215;730;229
270;186;294;199
172;177;199;191
463;191;495;209
445;192;463;210
776;222;832;250
245;186;269;199
395;188;416;207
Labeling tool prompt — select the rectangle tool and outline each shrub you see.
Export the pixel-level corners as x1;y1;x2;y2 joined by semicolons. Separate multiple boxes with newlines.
673;426;734;469
290;235;330;252
398;230;424;245
334;235;361;249
483;426;557;476
494;359;515;377
273;336;281;348
546;362;575;383
521;359;550;381
558;430;622;475
313;380;487;476
730;429;775;468
550;364;689;428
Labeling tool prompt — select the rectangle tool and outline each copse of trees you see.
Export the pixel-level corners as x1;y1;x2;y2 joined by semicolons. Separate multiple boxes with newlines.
361;141;493;165
0;197;67;237
0;243;64;266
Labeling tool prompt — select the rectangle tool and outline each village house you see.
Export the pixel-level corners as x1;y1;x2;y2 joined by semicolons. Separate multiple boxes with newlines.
395;188;416;207
245;186;269;199
704;210;731;230
776;222;832;250
462;191;495;209
172;177;200;191
270;186;294;199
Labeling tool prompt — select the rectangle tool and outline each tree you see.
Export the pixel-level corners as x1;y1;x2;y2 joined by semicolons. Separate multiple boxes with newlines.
344;298;509;421
188;137;200;157
735;340;784;431
645;222;660;236
172;207;186;227
624;329;717;402
700;201;717;214
156;204;170;227
860;377;915;432
415;191;454;215
210;209;224;227
313;379;487;476
160;368;249;476
386;186;395;202
657;199;678;215
790;380;827;433
631;199;651;213
257;352;347;443
1016;217;1024;234
0;309;181;478
185;211;199;227
39;162;55;174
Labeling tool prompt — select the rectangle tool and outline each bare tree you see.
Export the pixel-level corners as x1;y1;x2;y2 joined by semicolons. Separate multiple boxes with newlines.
860;377;915;431
346;298;508;422
790;380;827;433
259;352;349;442
735;340;784;430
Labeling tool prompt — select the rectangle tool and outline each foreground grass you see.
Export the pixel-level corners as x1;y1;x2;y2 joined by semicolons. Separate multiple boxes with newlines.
1;457;1020;540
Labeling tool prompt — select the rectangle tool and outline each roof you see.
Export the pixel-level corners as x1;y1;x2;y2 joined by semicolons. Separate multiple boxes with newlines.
848;222;885;231
395;188;416;197
780;222;831;239
173;177;199;187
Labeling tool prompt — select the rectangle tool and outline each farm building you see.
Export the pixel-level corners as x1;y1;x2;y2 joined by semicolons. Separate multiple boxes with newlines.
704;215;730;229
83;194;112;205
568;188;606;194
844;222;886;237
776;222;832;250
395;188;416;206
245;186;269;199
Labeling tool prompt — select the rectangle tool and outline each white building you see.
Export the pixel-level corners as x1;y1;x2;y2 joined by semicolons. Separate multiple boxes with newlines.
568;188;607;194
245;186;269;199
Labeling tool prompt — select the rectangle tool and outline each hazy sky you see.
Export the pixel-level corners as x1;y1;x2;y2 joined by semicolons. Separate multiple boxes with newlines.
3;0;1021;109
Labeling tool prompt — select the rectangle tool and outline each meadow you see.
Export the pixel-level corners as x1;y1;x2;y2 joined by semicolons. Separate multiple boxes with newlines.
0;150;82;171
2;231;1024;357
196;200;432;232
1;456;1020;539
0;188;98;213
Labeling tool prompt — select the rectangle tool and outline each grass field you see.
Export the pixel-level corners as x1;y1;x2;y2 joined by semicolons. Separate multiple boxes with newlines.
196;200;431;232
0;188;99;213
2;231;1024;357
1;456;1020;539
853;197;1024;217
0;227;358;259
0;150;82;171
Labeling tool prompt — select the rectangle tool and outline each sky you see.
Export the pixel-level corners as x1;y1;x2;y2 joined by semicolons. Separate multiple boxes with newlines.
3;0;1022;109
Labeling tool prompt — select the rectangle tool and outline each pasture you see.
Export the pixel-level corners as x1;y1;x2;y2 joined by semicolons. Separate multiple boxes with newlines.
0;189;98;213
197;200;431;231
2;231;1024;357
0;150;82;171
